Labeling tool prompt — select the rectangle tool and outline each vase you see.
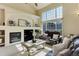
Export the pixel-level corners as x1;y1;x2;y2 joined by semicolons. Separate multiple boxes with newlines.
32;39;36;43
0;39;2;43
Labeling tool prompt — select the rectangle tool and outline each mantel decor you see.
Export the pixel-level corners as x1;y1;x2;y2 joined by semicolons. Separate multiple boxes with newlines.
8;20;16;26
18;19;31;27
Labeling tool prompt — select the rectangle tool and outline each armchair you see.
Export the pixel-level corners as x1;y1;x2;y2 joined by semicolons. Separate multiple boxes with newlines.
53;35;79;56
52;37;72;56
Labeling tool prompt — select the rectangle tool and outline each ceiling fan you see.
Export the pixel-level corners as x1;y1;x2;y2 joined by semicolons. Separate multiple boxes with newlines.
25;3;38;7
34;3;38;6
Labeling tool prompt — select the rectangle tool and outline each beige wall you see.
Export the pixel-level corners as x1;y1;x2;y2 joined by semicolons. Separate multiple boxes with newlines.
38;3;79;35
63;3;79;35
0;9;5;25
2;4;37;15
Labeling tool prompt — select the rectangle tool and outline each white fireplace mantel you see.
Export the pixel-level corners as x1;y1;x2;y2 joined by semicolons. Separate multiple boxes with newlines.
0;26;42;46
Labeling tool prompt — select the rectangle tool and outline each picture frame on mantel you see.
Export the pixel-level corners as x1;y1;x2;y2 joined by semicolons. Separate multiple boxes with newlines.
8;20;16;26
18;19;31;27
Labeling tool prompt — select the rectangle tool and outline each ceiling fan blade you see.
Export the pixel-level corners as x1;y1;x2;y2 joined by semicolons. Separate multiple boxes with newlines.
35;3;38;6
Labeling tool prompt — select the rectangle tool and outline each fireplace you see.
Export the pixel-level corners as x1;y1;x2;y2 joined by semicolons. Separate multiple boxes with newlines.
24;30;33;42
10;32;21;43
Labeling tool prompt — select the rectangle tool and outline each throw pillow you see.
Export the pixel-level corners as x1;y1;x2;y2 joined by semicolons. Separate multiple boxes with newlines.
53;34;59;39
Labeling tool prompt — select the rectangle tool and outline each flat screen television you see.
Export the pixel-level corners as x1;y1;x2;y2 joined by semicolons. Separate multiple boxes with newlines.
10;32;21;43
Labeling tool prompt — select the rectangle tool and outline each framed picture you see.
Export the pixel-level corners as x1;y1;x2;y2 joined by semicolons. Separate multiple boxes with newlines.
18;19;31;27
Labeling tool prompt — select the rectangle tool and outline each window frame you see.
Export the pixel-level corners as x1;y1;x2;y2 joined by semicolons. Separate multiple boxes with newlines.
42;6;63;32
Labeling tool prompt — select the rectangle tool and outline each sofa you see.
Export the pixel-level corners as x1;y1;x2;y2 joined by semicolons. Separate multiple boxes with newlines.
46;31;62;45
39;31;62;45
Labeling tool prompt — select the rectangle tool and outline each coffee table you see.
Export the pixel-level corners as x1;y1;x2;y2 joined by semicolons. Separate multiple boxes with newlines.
34;47;53;56
21;39;46;56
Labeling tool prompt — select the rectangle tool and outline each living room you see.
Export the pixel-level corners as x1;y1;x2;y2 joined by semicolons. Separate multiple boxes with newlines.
0;3;79;56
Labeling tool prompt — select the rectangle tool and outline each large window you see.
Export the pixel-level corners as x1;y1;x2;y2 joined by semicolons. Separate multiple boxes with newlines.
42;6;63;32
56;6;63;18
